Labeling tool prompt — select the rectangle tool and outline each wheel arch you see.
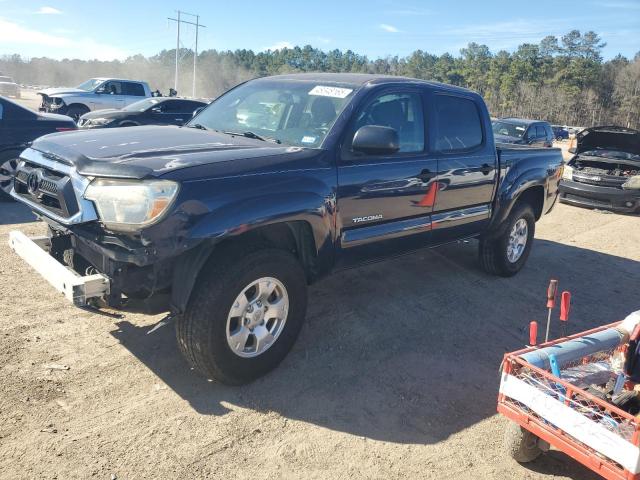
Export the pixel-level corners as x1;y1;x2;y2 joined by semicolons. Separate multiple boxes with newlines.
491;166;548;231
170;219;325;314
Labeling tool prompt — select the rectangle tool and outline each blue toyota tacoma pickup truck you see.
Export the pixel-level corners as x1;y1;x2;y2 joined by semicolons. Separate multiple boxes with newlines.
9;73;563;384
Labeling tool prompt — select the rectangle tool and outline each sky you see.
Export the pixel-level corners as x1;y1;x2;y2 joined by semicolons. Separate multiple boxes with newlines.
1;0;639;61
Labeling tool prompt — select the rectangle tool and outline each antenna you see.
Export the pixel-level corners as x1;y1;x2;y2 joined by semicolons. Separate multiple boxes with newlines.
167;10;206;97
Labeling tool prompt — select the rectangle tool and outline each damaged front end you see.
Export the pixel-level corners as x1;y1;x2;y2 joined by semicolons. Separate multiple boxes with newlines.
39;94;66;114
559;127;640;213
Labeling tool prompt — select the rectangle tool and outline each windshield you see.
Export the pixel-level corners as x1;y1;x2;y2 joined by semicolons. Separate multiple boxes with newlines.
189;80;356;147
492;121;526;138
123;98;161;112
0;76;13;83
76;78;104;91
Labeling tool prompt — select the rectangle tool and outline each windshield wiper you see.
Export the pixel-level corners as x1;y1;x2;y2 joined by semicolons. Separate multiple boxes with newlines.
222;130;281;144
188;123;209;130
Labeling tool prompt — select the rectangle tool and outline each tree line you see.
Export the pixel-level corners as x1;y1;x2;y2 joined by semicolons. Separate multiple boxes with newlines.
1;30;638;128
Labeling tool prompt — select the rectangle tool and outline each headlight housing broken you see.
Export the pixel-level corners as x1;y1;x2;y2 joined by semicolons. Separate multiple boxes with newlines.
84;179;179;232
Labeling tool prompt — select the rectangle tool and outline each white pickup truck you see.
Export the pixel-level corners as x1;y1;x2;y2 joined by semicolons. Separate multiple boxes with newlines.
38;78;153;121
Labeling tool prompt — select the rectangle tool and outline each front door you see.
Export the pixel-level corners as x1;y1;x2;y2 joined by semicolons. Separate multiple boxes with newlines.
92;81;125;110
336;88;437;266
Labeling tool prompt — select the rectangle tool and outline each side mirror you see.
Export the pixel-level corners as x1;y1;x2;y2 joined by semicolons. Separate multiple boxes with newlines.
150;106;162;113
192;106;205;118
568;147;576;154
95;87;105;94
352;125;400;156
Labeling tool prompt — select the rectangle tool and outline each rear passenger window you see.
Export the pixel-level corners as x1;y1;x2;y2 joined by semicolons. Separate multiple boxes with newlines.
123;82;146;96
433;95;483;152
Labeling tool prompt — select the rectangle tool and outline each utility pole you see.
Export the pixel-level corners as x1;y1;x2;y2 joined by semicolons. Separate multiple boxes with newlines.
167;11;206;97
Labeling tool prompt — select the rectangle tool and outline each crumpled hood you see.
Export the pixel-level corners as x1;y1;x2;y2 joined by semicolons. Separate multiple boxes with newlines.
38;87;85;96
494;134;522;144
28;125;312;179
576;126;640;156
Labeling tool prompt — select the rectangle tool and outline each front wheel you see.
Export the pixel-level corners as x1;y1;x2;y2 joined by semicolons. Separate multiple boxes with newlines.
479;203;535;277
66;105;89;122
176;247;308;385
0;156;18;200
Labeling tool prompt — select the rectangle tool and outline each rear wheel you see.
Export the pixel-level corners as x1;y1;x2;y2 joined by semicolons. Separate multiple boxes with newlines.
176;246;307;385
479;203;535;277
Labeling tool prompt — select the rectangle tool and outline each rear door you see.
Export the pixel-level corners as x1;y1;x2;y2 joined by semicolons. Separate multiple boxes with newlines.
428;92;496;244
122;82;147;106
336;86;437;266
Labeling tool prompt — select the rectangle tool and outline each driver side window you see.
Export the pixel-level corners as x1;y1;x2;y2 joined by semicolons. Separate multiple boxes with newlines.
349;92;425;154
101;81;122;95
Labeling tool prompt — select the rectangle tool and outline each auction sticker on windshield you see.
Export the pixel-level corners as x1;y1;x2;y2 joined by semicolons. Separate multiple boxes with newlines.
309;85;353;98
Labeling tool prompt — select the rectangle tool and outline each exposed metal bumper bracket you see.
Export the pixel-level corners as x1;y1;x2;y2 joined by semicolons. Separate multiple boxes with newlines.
8;230;110;307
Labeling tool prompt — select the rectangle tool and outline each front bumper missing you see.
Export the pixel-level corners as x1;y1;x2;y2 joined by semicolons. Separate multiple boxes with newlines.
8;230;110;307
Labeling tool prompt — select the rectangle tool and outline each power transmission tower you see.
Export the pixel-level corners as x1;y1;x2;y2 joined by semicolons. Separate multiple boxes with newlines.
167;10;206;97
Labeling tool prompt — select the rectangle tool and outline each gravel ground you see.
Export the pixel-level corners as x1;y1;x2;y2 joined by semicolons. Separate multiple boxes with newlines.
1;199;638;479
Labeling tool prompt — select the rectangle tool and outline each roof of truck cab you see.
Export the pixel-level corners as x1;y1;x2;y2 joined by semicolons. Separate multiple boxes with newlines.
93;77;148;83
254;73;476;94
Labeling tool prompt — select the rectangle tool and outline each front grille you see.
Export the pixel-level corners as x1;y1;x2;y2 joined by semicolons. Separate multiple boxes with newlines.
14;160;79;218
572;172;627;188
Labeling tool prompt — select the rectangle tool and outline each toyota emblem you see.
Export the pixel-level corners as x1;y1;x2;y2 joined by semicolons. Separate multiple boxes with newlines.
27;170;42;195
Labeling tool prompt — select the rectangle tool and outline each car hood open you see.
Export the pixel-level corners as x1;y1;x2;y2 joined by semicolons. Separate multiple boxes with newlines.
576;126;640;156
28;125;311;179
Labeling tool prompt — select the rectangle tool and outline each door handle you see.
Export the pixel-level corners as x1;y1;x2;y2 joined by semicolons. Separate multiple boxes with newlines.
480;163;493;175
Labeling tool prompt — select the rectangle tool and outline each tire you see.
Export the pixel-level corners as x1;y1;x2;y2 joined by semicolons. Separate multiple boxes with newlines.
0;155;19;201
176;246;308;385
479;202;535;277
504;423;542;463
66;105;89;122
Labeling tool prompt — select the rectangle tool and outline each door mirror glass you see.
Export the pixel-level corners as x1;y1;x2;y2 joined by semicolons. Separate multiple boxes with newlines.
352;125;400;155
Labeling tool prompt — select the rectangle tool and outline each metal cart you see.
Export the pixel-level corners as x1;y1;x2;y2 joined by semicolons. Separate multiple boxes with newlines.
498;322;640;479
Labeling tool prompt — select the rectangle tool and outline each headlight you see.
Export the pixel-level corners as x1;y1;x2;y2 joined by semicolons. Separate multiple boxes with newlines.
562;164;573;181
88;118;114;126
84;179;179;231
622;175;640;190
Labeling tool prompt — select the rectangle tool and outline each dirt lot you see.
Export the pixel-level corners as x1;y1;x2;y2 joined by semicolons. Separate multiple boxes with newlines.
0;199;638;480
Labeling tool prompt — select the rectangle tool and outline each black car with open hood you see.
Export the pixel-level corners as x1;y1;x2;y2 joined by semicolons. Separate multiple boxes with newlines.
559;126;640;213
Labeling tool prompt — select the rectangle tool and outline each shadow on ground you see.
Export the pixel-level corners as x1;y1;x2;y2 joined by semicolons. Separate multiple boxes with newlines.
109;238;637;479
0;200;36;225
